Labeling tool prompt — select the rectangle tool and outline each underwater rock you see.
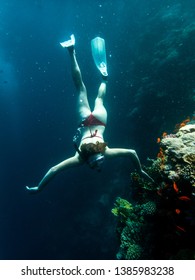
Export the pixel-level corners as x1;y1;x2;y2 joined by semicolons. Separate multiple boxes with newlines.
179;124;195;133
160;124;195;186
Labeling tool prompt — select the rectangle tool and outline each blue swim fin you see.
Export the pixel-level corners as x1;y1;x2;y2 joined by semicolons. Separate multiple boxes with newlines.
91;37;108;76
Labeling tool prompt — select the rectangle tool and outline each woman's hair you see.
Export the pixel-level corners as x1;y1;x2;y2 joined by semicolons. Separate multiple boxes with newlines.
80;141;107;160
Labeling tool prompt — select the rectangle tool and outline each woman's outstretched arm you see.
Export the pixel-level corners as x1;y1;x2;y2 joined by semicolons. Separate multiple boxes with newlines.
26;154;82;193
105;147;154;182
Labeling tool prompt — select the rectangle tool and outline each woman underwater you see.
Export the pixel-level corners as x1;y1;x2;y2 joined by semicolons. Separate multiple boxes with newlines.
26;35;153;193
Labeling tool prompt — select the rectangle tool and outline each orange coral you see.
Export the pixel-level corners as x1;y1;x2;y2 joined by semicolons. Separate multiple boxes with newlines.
162;132;167;138
157;147;166;170
157;132;168;143
157;137;161;143
157;147;165;161
174;117;191;132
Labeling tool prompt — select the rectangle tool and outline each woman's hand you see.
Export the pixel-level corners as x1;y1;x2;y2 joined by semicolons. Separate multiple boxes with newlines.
141;169;155;184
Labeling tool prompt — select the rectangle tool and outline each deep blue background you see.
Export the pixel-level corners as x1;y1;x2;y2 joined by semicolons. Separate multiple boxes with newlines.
0;0;194;259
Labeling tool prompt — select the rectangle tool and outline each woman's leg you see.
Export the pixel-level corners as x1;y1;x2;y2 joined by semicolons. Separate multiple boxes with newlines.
68;47;91;119
92;81;107;124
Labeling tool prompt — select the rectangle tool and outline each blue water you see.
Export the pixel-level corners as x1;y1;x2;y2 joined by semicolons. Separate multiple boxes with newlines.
0;0;194;259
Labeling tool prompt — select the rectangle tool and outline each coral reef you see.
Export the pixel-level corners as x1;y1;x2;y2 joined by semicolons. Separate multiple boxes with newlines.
112;195;157;260
158;123;195;187
112;122;195;260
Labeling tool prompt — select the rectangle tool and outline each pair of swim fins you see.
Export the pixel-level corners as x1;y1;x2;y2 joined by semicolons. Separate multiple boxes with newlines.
60;35;108;77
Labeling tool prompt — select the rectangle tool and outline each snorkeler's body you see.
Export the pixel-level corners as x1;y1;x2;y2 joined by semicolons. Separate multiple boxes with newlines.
26;35;153;193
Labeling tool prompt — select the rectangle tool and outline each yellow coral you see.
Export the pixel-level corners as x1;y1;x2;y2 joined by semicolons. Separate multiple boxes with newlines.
111;208;119;216
111;197;133;218
117;198;133;210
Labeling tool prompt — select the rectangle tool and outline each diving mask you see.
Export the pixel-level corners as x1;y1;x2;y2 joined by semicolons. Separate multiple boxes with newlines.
88;153;105;171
